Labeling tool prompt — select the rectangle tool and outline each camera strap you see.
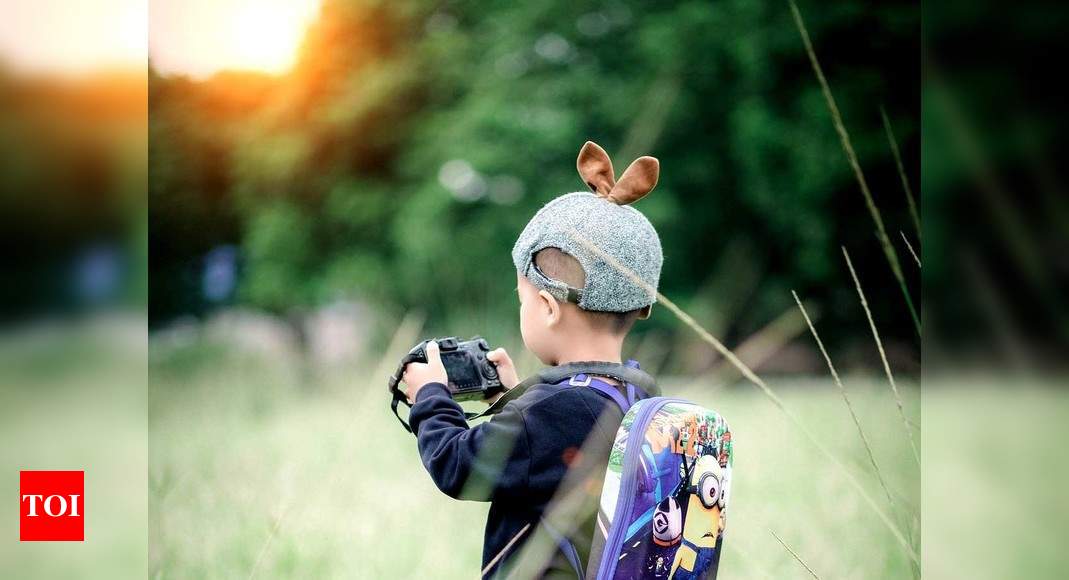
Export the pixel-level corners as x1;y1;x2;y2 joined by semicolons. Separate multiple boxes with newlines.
391;394;415;433
390;348;434;433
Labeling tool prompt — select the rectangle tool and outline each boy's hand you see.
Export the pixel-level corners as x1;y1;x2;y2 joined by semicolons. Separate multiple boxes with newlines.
401;340;448;404
486;348;520;403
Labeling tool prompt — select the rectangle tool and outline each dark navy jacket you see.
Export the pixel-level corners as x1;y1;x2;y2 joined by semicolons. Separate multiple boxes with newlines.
409;380;622;577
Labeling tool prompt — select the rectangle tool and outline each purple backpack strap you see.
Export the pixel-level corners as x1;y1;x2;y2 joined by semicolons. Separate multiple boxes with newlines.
555;360;652;412
563;373;641;413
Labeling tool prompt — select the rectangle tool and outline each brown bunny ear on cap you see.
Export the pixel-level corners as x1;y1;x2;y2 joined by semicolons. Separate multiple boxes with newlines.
608;156;659;205
577;141;616;197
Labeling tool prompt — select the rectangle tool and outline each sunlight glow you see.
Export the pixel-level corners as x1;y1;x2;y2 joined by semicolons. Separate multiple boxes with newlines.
150;0;320;78
0;0;147;76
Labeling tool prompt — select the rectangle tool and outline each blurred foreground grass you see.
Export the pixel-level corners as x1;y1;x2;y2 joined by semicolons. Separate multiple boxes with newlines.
150;342;921;579
3;324;1064;579
0;317;147;580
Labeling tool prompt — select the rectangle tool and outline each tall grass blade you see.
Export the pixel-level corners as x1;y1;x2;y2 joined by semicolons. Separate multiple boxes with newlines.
842;248;920;465
247;503;289;580
770;528;822;580
792;291;897;509
881;106;921;239
901;231;921;268
787;0;921;337
482;523;532;577
794;290;919;577
568;228;918;563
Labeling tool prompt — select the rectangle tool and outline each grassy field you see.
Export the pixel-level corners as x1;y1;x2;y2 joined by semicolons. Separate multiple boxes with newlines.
149;344;920;579
0;320;148;580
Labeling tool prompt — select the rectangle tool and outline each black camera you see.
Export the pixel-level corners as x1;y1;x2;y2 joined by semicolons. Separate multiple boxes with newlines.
388;336;504;402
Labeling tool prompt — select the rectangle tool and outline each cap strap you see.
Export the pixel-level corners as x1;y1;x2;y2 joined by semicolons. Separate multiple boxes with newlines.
528;261;583;305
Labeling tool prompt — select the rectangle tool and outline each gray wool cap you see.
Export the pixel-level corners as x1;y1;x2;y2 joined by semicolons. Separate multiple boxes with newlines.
511;190;663;312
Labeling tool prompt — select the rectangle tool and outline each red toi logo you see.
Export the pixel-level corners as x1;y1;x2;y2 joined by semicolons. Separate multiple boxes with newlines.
19;471;84;541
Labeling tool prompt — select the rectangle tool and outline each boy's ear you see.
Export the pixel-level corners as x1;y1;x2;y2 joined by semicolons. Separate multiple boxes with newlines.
609;156;659;205
537;289;562;326
638;304;652;320
577;141;616;197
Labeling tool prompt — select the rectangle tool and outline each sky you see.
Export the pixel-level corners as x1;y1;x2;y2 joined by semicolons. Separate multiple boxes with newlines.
0;0;320;78
0;0;146;76
149;0;321;78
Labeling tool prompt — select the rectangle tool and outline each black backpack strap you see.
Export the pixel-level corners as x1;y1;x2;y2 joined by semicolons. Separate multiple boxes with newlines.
466;361;659;422
396;361;658;433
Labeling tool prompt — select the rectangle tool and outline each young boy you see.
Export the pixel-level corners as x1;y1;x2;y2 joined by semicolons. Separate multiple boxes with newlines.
400;141;663;577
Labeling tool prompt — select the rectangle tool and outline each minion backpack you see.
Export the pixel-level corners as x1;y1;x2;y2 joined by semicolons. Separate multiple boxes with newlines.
476;363;734;580
586;396;733;579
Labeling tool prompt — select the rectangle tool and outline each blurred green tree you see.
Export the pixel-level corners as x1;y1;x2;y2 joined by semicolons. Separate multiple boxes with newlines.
148;0;920;359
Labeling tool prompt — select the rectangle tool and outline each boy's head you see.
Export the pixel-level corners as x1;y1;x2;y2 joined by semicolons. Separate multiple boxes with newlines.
512;141;664;364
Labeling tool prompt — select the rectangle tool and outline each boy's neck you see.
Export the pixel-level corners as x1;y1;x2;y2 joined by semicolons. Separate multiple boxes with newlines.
553;334;624;365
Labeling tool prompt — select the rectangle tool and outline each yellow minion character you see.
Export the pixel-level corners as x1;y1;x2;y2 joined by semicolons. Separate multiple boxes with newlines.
669;455;724;578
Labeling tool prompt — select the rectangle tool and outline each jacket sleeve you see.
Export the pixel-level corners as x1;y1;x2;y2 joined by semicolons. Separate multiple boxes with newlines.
408;382;531;501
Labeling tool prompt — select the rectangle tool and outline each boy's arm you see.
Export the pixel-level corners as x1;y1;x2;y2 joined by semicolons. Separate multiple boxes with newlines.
409;383;529;501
